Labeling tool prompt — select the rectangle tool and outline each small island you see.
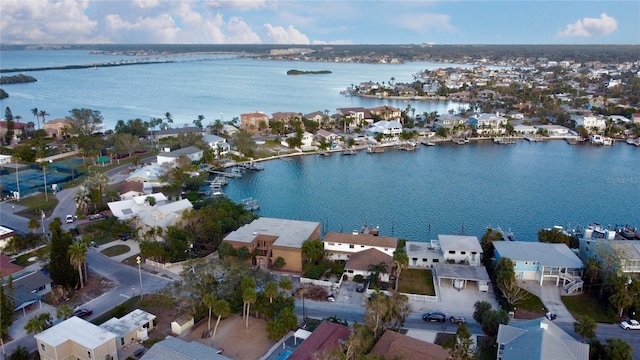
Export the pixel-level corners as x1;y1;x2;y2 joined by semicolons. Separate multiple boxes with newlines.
287;69;332;75
0;74;37;84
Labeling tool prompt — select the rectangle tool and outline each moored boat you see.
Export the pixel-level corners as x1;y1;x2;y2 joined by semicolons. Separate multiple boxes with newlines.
341;149;357;155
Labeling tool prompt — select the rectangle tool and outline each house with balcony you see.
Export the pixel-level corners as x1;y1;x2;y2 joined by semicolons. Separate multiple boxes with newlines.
305;111;327;125
281;131;315;149
493;241;584;294
337;107;369;128
433;115;467;130
99;309;156;350
203;134;230;158
369;105;402;121
469;113;507;135
323;232;397;261
438;235;483;266
496;318;588;360
43;118;72;138
240;112;270;134
579;239;640;274
222;217;321;273
572;114;606;133
364;120;403;139
34;316;118;360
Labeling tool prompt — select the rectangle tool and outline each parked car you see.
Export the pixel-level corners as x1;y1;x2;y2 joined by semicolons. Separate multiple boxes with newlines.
74;308;93;318
65;215;74;224
327;294;335;302
119;232;132;240
449;316;466;324
620;319;640;330
356;282;366;292
422;312;446;323
545;312;557;321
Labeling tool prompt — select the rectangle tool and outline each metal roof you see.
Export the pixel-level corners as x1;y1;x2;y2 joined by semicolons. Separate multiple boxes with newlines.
493;241;583;268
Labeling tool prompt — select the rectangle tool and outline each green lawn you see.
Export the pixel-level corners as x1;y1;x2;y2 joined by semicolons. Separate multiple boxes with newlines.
100;245;131;257
515;290;547;316
562;294;618;323
397;268;435;296
11;193;59;220
13;245;50;266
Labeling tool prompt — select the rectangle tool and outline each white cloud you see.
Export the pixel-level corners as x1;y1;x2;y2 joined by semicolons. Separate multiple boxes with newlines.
395;12;455;33
131;0;160;9
205;0;272;11
558;13;618;37
261;24;310;44
227;17;261;43
105;14;180;43
0;0;98;44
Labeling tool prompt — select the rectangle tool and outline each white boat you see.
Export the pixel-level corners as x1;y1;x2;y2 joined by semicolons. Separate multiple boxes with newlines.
589;134;613;146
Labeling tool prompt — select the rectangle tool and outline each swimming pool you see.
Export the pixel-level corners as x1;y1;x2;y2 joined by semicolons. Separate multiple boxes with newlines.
278;350;293;360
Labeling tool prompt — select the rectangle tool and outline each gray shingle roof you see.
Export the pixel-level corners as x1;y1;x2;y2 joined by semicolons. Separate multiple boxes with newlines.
141;336;230;360
493;241;583;268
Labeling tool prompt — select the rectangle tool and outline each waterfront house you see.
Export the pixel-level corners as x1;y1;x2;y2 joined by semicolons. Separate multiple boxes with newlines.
337;107;369;127
240;112;270;134
496;318;589;360
468;113;507;135
222;217;321;273
203;134;230;158
404;240;443;268
533;125;571;137
323;232;397;261
156;146;203;165
154;126;206;140
579;239;640;274
370;327;449;360
572;114;606;133
364;120;403;139
305;111;327;125
315;129;339;144
281;131;315;149
344;248;394;282
99;309;156;350
288;321;350;360
493;242;583;293
34;316;118;360
433;115;467;130
141;336;230;360
513;124;536;135
438;235;483;266
43;118;72;138
369;105;402;120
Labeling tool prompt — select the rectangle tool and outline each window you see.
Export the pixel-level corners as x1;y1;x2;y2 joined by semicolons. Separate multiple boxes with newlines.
384;248;388;251
460;251;466;255
448;251;455;254
532;262;537;266
40;343;46;352
422;258;428;262
328;243;335;246
349;245;354;249
88;351;92;359
525;262;528;265
360;245;365;248
433;259;439;263
121;338;125;345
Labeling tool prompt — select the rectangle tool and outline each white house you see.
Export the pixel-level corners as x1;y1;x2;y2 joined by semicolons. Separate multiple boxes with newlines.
469;113;507;135
125;163;166;188
364;120;403;139
323;232;397;261
433;115;467;130
344;248;394;282
437;235;483;266
203;134;230;157
534;125;571;137
513;124;537;135
404;240;444;268
280;132;315;148
156;146;203;165
573;114;606;132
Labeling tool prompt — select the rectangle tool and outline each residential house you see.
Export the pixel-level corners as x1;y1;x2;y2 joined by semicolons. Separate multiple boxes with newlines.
323;232;397;261
141;336;230;360
0;225;16;251
272;111;302;124
222;217;321;273
433;115;467;130
281;131;315;149
0;254;23;278
203;134;230;158
9;270;53;316
221;124;239;136
118;181;144;200
125;163;165;188
496;318;589;360
34;316;118;360
240;112;269;134
156;146;203;165
572;114;606;132
370;329;449;360
404;240;444;268
154;127;206;140
344;248;394;282
632;113;640;125
0;154;11;165
315;129;339;145
369;106;402;120
0;121;34;143
469;113;507;135
493;242;583;293
438;235;483;266
513;124;537;135
364;120;403;139
579;239;640;274
43;118;72;138
336;107;369;128
288;321;351;360
608;115;631;124
305;111;327;125
534;125;571;137
99;309;156;350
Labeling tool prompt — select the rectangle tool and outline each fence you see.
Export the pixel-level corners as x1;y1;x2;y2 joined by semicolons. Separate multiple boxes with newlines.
144;251;217;274
300;273;344;290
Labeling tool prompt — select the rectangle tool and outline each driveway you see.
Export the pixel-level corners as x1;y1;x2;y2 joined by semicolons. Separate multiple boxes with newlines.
520;280;575;325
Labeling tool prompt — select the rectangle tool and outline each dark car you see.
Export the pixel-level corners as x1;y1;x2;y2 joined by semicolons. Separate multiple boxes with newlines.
74;308;93;318
449;316;466;324
422;312;446;323
119;232;132;240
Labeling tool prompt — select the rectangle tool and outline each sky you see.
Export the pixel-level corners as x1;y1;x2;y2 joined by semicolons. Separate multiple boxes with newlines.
1;1;638;45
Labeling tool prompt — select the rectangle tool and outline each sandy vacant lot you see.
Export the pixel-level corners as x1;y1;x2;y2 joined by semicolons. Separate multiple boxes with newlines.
185;314;275;360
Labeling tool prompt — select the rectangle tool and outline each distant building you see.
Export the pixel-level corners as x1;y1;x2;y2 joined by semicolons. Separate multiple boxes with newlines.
154;127;206;140
572;114;606;132
369;105;402;120
34;316;118;360
156;146;203;165
240;112;269;134
141;336;230;360
365;120;403;139
469;113;507;135
0;121;34;143
203;134;230;157
43;118;72;138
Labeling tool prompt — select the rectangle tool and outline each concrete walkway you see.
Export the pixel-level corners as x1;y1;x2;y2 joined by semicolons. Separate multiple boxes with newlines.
520;280;575;325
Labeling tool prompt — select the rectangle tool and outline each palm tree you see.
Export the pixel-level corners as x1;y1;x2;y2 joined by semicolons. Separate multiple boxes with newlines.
212;299;230;341
56;304;73;320
203;293;217;337
24;313;53;334
73;185;91;216
28;218;40;233
301;239;324;265
393;249;409;291
279;277;293;295
38;110;49;127
243;288;257;331
68;242;87;289
574;315;597;343
368;262;388;287
31;107;39;129
263;281;279;304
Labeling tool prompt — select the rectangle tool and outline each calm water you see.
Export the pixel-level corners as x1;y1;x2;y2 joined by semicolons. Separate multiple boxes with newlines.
1;50;638;241
223;141;639;242
1;50;468;129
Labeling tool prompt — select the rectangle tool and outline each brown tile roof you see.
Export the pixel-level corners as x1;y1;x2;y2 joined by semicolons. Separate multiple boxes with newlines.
0;254;24;278
345;249;393;272
323;232;397;248
370;330;450;360
288;321;350;360
118;181;143;194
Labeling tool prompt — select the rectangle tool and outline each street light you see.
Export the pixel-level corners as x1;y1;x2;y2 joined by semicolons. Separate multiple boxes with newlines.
136;256;143;299
40;210;46;240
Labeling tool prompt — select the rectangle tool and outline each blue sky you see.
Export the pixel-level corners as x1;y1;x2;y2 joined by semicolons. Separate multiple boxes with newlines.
1;1;638;45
